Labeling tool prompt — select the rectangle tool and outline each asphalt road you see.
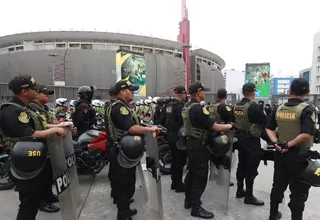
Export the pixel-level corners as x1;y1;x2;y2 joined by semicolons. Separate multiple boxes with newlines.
1;142;320;220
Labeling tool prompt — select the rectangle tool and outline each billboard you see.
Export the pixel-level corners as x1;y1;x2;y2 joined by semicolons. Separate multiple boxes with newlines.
116;50;146;96
273;77;294;95
245;63;270;97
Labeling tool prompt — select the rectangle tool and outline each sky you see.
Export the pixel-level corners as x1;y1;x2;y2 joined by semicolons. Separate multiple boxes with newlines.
1;0;319;76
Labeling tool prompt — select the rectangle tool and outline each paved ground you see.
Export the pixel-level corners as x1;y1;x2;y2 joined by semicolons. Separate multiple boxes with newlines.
1;143;320;220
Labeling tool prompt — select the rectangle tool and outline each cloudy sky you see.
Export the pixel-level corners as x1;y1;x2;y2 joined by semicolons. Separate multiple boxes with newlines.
1;0;319;76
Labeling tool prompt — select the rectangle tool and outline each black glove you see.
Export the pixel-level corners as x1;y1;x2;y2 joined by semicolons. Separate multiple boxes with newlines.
308;150;320;159
231;122;239;131
276;140;288;150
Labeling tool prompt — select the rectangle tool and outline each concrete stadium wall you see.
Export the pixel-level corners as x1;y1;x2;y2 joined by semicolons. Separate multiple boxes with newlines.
0;50;185;97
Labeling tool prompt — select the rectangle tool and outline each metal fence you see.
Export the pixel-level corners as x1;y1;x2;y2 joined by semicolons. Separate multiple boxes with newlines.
271;94;320;105
204;92;237;104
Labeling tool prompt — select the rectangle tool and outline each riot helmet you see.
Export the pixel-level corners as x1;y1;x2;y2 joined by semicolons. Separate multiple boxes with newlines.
300;159;320;187
207;132;231;156
78;85;95;100
56;98;68;106
117;134;146;168
176;126;187;150
10;137;48;180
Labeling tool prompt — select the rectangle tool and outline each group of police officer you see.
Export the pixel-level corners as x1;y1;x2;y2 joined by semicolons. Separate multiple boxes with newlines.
0;73;316;220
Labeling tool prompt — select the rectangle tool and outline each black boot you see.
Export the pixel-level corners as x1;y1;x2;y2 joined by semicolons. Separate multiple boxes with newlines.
269;211;282;220
236;182;246;198
175;183;185;193
47;195;59;203
244;190;264;206
117;210;135;220
39;202;60;213
171;182;176;190
184;199;203;209
191;206;214;219
236;188;246;198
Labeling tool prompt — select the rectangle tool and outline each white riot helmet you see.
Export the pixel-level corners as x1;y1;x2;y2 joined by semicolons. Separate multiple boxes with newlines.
69;100;75;107
92;99;103;107
56;98;68;106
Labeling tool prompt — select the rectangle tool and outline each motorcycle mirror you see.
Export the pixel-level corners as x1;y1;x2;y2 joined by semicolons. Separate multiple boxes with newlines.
91;85;97;91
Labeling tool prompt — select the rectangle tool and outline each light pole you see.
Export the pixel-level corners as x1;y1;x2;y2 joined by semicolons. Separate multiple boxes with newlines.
48;53;58;86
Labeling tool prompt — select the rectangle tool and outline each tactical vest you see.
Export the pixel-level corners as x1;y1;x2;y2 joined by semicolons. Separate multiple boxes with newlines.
104;100;115;137
234;101;263;138
29;102;58;125
165;100;181;132
208;102;222;121
276;102;313;148
0;102;45;150
107;100;140;141
182;102;207;141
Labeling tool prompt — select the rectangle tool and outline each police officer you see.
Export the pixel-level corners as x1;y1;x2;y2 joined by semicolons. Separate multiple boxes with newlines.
265;78;314;220
183;82;233;219
165;86;187;193
207;88;235;186
104;86;117;200
28;86;60;213
0;75;67;220
233;83;266;206
107;79;158;220
72;86;96;136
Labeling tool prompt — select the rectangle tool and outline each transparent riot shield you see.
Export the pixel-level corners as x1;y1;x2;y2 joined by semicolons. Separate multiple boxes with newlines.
144;131;164;220
208;130;233;217
47;134;77;220
61;128;81;207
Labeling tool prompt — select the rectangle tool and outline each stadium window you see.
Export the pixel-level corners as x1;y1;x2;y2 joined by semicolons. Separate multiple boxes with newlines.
318;46;320;55
196;63;201;81
174;53;182;58
16;46;23;51
81;44;93;49
34;40;43;43
56;43;66;48
8;47;15;52
69;43;80;48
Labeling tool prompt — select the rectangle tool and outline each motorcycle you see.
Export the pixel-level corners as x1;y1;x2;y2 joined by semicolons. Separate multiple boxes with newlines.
73;129;108;175
0;144;15;190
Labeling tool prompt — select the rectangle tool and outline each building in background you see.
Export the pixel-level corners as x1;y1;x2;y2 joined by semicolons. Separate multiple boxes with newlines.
223;69;245;100
0;31;225;97
270;77;294;95
311;31;320;93
299;67;311;83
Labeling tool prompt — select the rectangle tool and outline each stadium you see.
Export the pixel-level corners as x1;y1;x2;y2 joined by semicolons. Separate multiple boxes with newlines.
0;31;226;99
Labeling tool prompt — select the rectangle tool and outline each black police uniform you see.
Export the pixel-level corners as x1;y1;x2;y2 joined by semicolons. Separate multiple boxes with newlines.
234;84;267;205
266;90;314;219
165;87;187;192
104;86;117;198
214;100;233;122
184;97;215;216
0;77;52;220
73;99;96;136
109;97;138;219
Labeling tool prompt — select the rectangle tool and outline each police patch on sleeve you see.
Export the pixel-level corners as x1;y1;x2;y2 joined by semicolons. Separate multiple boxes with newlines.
311;113;316;122
202;106;209;115
18;112;29;123
226;106;231;111
120;106;129;115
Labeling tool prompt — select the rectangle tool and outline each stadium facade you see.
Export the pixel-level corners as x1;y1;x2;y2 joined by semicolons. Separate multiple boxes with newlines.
0;31;225;96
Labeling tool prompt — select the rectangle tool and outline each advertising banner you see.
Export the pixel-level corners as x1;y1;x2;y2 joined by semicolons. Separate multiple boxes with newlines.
116;50;146;96
245;63;271;97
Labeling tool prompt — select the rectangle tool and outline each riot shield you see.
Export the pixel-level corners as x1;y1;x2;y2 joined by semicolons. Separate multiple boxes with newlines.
47;134;77;220
61;127;81;207
136;161;148;202
144;131;164;220
208;130;233;217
